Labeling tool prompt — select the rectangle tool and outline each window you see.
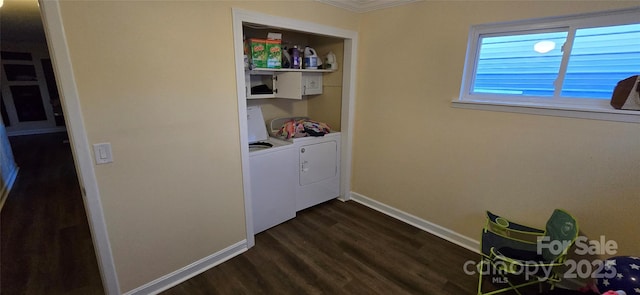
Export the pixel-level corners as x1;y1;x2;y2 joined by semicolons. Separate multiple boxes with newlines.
457;7;640;121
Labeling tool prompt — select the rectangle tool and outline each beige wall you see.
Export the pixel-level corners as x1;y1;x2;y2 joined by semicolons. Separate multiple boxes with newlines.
56;0;358;292
354;1;640;256
247;98;309;125
308;35;344;132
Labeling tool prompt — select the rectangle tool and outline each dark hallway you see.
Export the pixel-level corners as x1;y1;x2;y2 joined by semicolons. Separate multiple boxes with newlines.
1;132;103;294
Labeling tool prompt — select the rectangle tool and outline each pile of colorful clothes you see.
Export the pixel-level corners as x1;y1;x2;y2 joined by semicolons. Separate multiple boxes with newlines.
275;119;331;139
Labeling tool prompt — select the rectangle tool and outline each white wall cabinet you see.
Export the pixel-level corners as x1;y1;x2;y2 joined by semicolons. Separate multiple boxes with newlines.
301;72;323;96
245;69;327;100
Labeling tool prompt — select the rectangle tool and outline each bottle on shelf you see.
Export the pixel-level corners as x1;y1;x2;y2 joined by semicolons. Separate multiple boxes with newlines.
290;46;302;69
303;46;321;69
282;46;291;69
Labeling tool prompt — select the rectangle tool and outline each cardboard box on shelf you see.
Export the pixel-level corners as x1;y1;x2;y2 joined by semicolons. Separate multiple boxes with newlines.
266;39;282;69
249;38;267;69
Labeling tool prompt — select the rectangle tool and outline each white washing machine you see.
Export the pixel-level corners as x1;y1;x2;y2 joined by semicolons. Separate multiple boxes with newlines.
247;106;292;154
247;106;296;233
269;118;341;211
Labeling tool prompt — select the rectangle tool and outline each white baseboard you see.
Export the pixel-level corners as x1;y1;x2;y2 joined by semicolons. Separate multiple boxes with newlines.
123;240;248;295
349;192;480;254
0;166;19;211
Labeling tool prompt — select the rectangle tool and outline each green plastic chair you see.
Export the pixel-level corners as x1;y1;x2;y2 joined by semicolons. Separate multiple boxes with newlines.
477;209;579;295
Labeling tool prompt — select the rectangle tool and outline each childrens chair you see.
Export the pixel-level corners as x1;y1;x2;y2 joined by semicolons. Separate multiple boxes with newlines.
477;209;579;295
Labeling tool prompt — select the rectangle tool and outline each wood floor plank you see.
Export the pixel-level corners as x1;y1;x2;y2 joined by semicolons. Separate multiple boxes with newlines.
163;200;482;294
272;214;409;294
163;199;595;295
292;205;422;293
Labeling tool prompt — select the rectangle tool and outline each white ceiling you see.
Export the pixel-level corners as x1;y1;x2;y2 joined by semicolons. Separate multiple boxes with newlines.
316;0;420;13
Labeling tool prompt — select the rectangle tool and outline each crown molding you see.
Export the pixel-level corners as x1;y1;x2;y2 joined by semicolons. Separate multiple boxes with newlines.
316;0;420;13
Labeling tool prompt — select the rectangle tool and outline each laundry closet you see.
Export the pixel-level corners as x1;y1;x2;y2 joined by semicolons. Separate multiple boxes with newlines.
243;24;344;134
237;17;352;235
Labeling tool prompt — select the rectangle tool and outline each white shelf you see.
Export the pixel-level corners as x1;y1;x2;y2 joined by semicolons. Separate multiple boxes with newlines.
248;68;336;73
247;93;275;100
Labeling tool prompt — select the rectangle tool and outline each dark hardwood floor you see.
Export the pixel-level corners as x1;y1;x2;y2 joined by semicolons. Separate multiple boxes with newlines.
1;132;104;295
166;198;456;294
162;200;586;295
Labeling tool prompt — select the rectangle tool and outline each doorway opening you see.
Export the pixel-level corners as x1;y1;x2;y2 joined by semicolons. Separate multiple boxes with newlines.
0;0;104;293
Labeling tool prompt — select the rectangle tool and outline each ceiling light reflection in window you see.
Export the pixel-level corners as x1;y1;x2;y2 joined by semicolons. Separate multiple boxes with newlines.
534;40;556;54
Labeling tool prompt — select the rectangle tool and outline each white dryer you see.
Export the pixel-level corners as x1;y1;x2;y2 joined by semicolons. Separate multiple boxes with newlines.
268;117;341;211
292;132;341;211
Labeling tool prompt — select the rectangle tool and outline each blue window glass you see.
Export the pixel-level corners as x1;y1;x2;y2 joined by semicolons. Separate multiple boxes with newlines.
473;31;568;96
471;24;640;100
561;24;640;99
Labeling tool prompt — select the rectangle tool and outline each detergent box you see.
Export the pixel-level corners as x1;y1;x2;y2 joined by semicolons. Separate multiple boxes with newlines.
265;39;282;69
249;38;267;69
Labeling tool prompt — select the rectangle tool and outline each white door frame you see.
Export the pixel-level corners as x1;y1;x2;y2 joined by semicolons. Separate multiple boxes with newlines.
232;9;358;247
38;1;120;294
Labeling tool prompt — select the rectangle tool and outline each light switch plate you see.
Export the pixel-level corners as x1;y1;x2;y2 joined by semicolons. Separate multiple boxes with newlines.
93;143;113;164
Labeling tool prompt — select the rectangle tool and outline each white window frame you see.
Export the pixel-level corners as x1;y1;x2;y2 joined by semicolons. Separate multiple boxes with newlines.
453;7;640;123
